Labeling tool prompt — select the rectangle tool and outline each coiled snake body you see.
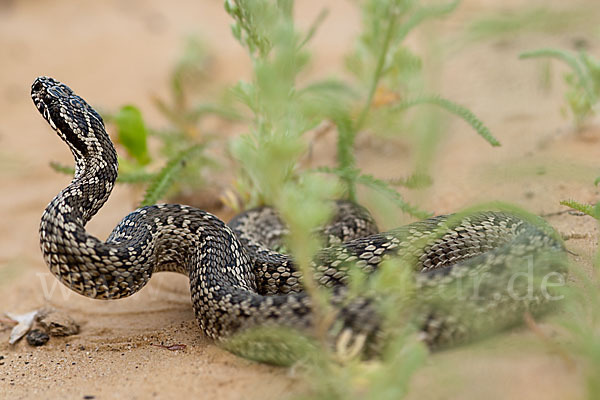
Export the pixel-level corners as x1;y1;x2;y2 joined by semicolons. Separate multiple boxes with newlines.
33;77;568;356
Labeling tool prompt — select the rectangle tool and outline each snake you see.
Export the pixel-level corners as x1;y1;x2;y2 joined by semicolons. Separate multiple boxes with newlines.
32;76;568;360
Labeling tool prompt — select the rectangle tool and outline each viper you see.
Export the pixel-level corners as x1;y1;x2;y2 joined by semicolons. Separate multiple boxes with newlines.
32;76;568;360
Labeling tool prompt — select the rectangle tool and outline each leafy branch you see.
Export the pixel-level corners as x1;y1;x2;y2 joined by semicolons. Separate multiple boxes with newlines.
317;166;431;219
556;178;600;400
391;95;501;146
355;13;396;131
520;48;600;128
50;161;155;184
332;0;495;204
520;48;596;102
140;145;207;207
560;199;600;220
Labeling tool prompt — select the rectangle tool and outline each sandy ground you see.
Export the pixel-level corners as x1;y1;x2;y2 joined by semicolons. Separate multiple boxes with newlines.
1;0;600;399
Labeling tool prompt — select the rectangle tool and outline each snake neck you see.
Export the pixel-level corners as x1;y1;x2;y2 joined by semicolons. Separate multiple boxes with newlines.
53;123;118;226
39;122;125;298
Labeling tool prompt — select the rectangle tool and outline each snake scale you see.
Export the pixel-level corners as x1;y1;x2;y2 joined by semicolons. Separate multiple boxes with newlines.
33;76;568;358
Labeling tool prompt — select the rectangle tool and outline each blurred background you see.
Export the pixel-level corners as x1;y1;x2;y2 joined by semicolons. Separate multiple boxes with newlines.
1;0;600;399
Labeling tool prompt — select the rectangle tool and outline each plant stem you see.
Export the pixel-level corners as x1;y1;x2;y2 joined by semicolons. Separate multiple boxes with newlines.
338;12;396;200
520;48;597;103
356;15;396;131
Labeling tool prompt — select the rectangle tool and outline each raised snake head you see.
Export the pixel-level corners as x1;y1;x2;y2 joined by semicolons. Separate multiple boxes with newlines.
31;76;106;159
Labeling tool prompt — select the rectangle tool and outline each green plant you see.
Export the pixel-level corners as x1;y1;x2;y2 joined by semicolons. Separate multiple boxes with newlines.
226;0;499;217
463;7;598;44
520;48;600;129
297;260;428;400
559;266;600;400
225;0;342;347
554;180;600;400
324;0;500;210
559;199;600;220
222;0;503;398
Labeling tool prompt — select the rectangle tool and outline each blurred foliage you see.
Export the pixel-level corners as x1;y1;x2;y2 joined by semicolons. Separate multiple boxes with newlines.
333;0;500;203
520;48;600;129
113;105;151;166
560;199;600;220
463;7;600;43
225;0;497;216
296;260;427;400
560;268;600;400
559;181;600;400
222;1;501;399
140;144;208;206
225;0;341;346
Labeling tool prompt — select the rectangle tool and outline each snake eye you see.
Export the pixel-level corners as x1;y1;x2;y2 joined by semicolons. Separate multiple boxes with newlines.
69;97;84;109
48;86;67;98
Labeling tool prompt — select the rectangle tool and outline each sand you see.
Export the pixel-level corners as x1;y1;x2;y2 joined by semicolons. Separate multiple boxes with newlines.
1;0;599;398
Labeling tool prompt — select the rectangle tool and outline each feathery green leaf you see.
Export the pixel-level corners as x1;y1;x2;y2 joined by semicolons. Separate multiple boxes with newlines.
519;48;597;103
560;199;599;219
49;161;75;176
140;145;205;207
50;161;155;184
391;95;500;146
356;173;432;219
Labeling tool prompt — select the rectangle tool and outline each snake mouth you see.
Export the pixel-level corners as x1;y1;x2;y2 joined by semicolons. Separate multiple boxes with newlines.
32;94;58;131
31;77;58;130
32;101;54;130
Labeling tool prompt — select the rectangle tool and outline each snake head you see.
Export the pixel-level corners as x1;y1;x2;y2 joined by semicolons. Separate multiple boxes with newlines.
31;76;105;158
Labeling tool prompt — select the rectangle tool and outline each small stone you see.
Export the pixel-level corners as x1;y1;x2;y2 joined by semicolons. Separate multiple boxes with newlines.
36;308;79;336
83;396;96;400
26;329;49;347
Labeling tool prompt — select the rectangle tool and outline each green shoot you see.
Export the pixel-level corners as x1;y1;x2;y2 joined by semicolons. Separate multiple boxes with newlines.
560;270;600;399
464;7;598;43
221;1;498;399
140;145;207;207
329;0;496;207
388;173;433;189
170;36;211;107
49;161;155;184
223;326;318;366
49;161;75;176
520;48;600;129
316;166;431;219
556;181;600;400
391;95;501;146
224;0;497;223
226;0;337;346
559;199;600;219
